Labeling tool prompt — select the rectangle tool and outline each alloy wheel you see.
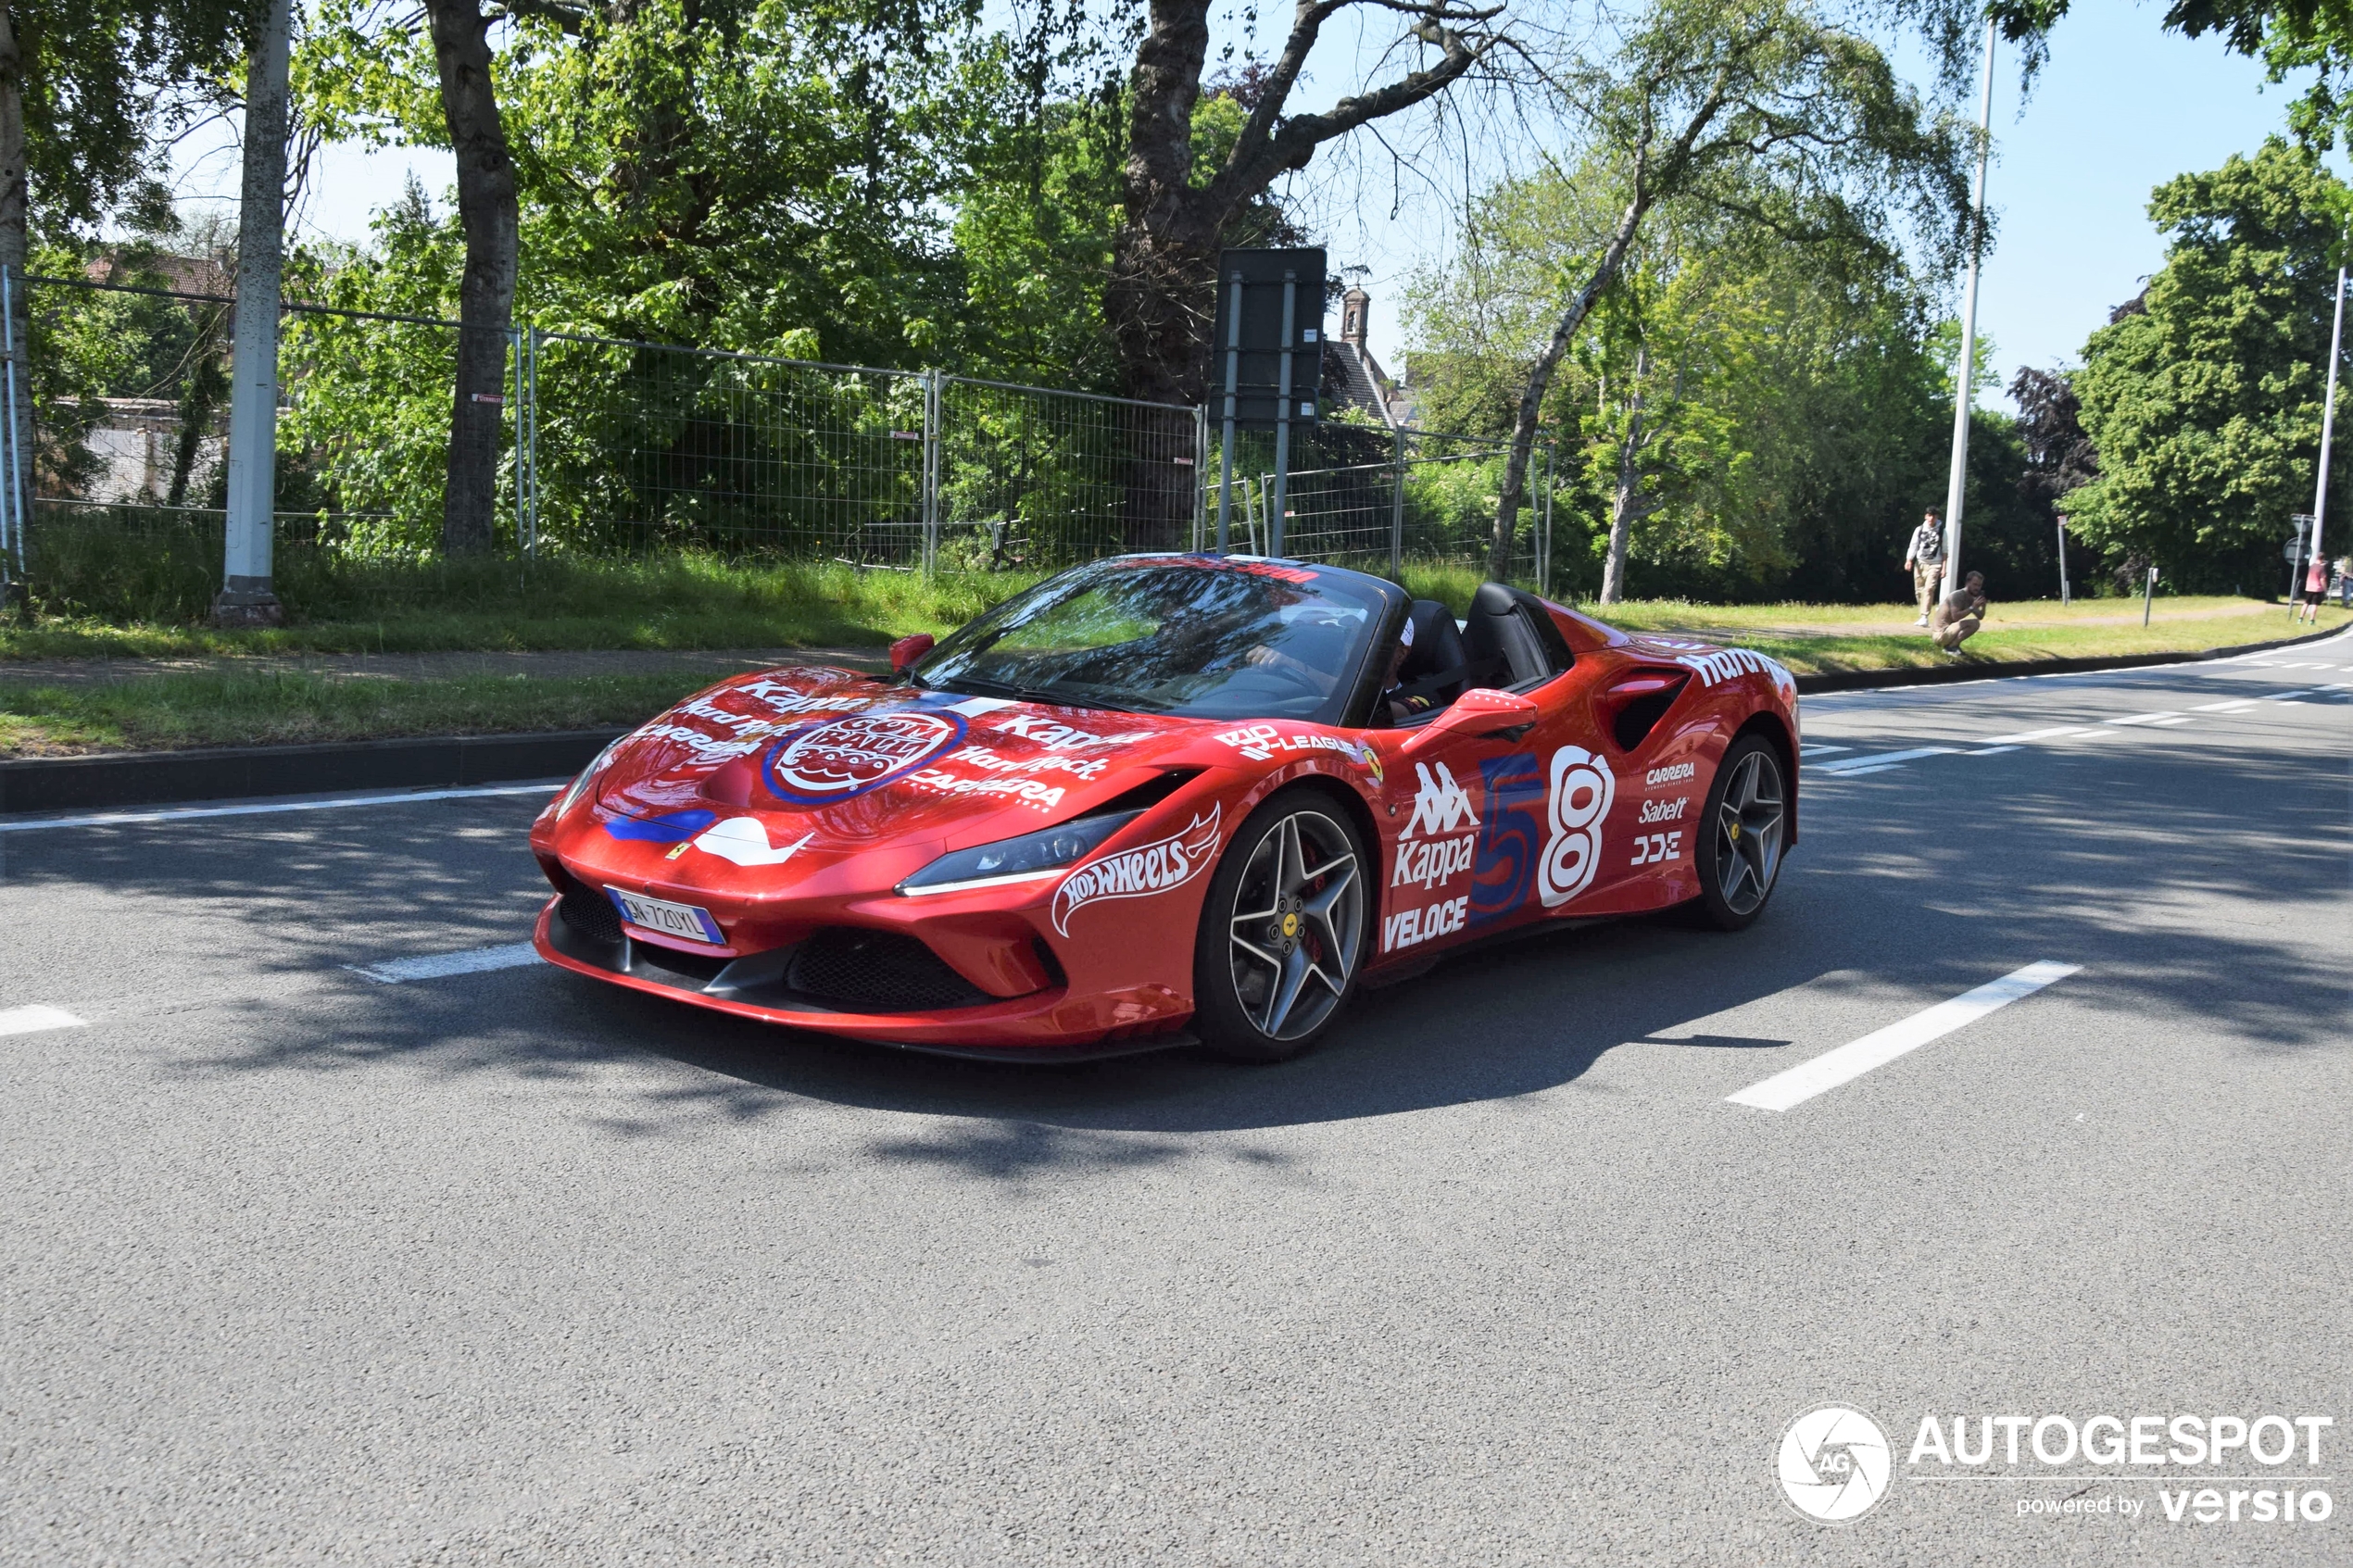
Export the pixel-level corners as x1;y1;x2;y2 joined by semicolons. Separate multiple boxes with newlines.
1225;810;1365;1042
1713;747;1786;917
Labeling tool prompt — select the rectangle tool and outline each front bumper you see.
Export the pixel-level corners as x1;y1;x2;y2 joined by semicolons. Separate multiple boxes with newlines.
531;900;1196;1060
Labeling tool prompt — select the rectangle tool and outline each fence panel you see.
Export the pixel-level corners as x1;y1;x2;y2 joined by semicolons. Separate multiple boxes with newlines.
937;376;1201;568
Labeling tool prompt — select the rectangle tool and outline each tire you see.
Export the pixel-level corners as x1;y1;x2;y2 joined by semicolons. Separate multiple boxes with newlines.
1690;734;1789;932
1191;790;1371;1063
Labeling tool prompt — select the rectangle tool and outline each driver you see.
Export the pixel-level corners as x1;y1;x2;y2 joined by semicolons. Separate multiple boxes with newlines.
1380;616;1434;724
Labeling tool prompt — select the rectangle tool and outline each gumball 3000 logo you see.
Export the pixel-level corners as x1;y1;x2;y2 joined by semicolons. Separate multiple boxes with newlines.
1537;745;1616;908
768;710;964;802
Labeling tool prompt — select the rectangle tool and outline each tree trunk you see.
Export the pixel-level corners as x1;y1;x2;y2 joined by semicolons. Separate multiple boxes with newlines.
1490;193;1648;581
0;0;28;596
1598;345;1650;605
424;0;519;555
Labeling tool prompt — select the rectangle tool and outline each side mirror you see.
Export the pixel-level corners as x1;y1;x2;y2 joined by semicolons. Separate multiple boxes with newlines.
888;633;935;673
1401;687;1540;756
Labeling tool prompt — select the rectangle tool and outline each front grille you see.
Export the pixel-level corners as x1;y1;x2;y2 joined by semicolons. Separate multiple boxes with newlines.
558;879;624;946
786;927;988;1012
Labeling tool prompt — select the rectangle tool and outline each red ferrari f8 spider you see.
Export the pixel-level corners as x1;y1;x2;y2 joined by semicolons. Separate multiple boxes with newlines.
529;554;1799;1060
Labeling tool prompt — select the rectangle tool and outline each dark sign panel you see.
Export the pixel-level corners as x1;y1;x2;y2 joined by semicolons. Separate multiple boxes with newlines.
1209;248;1327;428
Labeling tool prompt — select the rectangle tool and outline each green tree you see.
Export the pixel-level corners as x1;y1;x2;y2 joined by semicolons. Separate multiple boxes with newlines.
2066;138;2350;591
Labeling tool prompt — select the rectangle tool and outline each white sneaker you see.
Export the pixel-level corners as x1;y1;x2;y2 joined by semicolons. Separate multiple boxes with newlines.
1915;614;1929;626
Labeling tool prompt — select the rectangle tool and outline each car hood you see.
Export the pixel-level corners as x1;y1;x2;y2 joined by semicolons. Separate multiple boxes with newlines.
579;664;1220;876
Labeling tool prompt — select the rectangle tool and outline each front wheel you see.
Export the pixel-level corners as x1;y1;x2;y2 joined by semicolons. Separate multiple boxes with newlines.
1191;792;1369;1063
1691;734;1788;932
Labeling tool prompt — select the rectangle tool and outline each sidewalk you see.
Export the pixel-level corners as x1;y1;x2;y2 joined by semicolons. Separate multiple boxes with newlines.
0;646;887;689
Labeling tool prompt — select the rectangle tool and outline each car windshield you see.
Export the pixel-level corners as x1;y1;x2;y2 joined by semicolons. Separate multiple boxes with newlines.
912;558;1393;722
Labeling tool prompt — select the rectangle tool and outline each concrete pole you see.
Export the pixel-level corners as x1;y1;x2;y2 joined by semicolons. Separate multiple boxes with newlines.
2296;265;2346;616
1941;19;1997;588
216;0;294;627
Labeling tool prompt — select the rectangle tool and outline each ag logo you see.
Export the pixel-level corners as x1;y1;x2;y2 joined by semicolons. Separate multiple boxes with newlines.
767;710;964;803
1777;1405;1892;1524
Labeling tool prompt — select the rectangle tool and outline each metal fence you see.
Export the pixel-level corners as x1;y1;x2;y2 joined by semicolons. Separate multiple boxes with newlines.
6;270;1560;604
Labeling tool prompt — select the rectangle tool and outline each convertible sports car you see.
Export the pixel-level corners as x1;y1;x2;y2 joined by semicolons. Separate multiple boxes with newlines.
529;553;1798;1061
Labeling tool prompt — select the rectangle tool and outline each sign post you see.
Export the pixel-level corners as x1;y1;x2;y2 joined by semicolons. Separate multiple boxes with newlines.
1207;249;1325;556
2296;266;2347;615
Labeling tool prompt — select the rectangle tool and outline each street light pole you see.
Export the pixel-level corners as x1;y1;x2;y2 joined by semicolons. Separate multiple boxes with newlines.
217;0;294;627
2296;263;2346;617
1941;19;1997;585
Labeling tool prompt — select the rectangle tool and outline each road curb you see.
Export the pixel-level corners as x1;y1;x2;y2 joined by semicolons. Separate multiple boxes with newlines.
0;729;625;816
1789;621;2346;695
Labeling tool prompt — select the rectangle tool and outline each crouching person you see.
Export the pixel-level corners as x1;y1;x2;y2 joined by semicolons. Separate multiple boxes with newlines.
1930;571;1987;655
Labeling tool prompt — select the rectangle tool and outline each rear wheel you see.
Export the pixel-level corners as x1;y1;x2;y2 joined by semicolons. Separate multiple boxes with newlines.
1691;734;1787;932
1191;792;1368;1063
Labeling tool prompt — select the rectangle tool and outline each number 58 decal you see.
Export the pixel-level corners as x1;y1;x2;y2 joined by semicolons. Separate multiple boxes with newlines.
1630;831;1682;866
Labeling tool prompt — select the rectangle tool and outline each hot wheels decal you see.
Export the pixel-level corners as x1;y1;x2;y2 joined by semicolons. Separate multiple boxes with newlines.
1050;806;1222;936
767;711;967;803
1467;753;1543;929
1538;746;1617;908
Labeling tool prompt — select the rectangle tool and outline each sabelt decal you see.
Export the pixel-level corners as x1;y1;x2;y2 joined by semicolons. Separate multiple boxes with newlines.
1538;746;1617;909
768;711;967;803
1051;806;1222;936
1639;796;1689;823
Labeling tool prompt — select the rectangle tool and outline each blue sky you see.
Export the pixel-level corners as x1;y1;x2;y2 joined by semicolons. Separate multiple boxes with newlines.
177;2;2316;414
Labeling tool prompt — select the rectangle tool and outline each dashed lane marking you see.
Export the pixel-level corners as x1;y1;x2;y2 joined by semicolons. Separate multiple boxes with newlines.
347;943;542;985
1814;747;1960;775
1799;743;1851;756
2192;699;2257;711
2104;710;2183;726
1979;725;2093;744
0;1005;86;1038
2145;716;2196;726
1725;961;2082;1112
0;782;566;835
1964;745;2022;756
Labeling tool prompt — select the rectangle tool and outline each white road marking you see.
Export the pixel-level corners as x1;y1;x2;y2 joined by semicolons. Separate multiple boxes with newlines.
348;943;542;985
1827;763;1906;776
1979;725;2092;744
2260;690;2318;701
0;782;566;835
2145;715;2195;726
0;1005;86;1038
1817;747;1959;774
1725;961;2081;1111
2191;699;2256;711
1799;743;1851;756
1964;745;2022;756
2104;710;2183;726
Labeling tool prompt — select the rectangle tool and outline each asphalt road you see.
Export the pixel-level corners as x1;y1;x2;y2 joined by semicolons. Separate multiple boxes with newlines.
3;633;2347;1565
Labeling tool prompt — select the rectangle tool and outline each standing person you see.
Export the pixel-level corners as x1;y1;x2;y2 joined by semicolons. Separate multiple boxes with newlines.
2293;552;2328;625
2336;555;2351;608
1931;570;1988;655
1904;508;1945;626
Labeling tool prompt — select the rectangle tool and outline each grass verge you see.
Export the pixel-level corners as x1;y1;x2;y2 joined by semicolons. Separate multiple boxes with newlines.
0;670;727;757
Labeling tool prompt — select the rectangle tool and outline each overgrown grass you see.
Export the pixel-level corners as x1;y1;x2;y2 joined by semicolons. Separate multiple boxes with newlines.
0;669;729;756
9;519;1044;659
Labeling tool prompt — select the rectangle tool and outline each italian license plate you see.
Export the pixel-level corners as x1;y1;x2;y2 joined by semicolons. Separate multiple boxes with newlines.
606;886;724;945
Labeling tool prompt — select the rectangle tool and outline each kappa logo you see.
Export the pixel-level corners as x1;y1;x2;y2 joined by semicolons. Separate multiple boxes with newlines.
1392;832;1475;892
1402;761;1478;840
989;713;1156;752
768;711;966;802
1051;806;1222;935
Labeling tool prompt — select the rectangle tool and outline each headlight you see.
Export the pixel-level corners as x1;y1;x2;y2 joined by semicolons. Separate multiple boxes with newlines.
896;810;1143;896
554;734;631;818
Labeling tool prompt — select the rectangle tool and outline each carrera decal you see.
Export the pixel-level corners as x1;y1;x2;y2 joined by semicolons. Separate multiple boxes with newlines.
905;770;1069;811
1646;762;1696;785
1384;895;1467;953
691;816;815;868
1538;746;1617;909
766;711;967;804
1050;806;1222;936
1467;753;1544;928
604;808;718;844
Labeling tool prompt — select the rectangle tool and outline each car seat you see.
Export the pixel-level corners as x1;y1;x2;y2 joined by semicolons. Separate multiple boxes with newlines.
1462;581;1547;686
1389;599;1473;710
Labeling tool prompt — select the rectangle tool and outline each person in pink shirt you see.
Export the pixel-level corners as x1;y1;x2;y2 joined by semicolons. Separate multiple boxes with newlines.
2294;552;2329;625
